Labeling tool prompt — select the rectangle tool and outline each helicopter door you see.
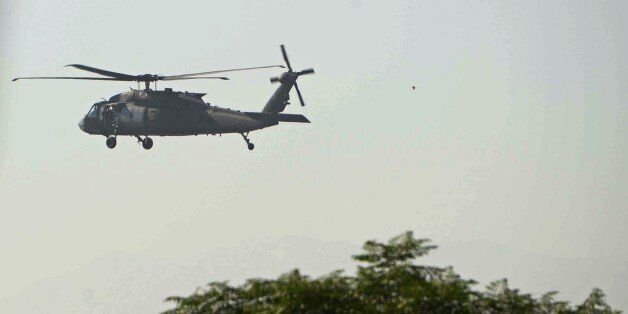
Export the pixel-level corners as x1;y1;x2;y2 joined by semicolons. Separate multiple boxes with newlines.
147;108;159;126
119;105;146;129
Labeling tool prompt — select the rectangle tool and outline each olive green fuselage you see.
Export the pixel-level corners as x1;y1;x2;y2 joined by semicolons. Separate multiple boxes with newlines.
79;89;279;137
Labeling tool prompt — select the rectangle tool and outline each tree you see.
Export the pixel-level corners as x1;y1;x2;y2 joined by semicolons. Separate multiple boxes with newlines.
163;232;621;313
538;291;570;313
576;288;621;314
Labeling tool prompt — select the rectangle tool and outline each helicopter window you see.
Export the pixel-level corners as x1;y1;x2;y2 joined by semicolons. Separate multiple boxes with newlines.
109;94;121;102
86;106;98;118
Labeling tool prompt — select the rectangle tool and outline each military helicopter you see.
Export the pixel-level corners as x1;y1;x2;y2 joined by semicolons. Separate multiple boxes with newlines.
12;45;314;150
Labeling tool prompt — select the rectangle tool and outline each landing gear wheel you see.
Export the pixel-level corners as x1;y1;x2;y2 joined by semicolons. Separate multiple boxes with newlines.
106;136;117;149
240;132;255;151
142;137;153;150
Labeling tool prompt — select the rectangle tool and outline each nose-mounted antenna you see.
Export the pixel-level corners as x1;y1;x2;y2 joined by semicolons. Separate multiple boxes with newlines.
270;45;315;106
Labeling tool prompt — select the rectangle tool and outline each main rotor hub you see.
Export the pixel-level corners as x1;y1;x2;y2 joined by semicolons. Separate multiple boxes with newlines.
137;74;162;82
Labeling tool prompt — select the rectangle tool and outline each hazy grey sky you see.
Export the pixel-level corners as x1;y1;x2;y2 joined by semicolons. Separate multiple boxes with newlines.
1;1;626;312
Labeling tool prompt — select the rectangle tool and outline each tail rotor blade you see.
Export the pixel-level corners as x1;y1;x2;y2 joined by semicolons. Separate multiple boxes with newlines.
294;82;305;106
297;68;315;76
280;44;293;72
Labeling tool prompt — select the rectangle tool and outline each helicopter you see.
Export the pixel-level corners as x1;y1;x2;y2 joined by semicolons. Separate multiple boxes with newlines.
12;45;314;150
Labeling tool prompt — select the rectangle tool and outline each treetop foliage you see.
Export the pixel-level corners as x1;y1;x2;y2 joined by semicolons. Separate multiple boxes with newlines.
163;231;621;313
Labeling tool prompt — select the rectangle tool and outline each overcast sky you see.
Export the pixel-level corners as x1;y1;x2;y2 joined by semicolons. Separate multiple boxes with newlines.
1;0;626;312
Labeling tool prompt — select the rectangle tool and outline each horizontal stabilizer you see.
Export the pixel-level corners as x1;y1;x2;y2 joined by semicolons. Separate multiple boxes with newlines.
276;113;310;123
244;112;311;123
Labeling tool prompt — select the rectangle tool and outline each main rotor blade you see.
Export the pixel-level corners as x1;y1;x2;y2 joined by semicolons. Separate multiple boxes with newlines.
280;45;293;72
162;65;284;80
162;76;230;81
65;64;137;80
294;82;305;106
12;76;126;82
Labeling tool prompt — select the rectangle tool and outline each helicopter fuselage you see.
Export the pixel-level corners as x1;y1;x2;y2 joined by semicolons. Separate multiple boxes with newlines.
15;45;314;150
79;89;279;137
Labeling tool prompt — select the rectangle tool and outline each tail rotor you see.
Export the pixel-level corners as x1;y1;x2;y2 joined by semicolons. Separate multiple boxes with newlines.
281;44;294;72
270;45;314;106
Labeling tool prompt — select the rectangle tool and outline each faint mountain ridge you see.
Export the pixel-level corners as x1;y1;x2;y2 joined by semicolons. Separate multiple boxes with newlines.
0;236;358;314
1;237;625;313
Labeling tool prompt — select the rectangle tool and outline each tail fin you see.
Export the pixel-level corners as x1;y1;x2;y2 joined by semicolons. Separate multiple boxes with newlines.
262;76;295;113
262;45;314;113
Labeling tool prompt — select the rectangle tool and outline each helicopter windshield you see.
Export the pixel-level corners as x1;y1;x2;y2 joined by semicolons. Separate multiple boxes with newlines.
86;105;98;118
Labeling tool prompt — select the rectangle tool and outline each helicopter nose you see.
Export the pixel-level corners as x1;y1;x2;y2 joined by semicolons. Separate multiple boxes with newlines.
78;118;85;131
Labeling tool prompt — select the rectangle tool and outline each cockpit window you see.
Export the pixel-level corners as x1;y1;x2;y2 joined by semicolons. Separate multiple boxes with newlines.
86;105;98;118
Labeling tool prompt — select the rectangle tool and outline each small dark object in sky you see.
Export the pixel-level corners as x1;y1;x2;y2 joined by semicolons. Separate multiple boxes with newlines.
411;86;416;90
